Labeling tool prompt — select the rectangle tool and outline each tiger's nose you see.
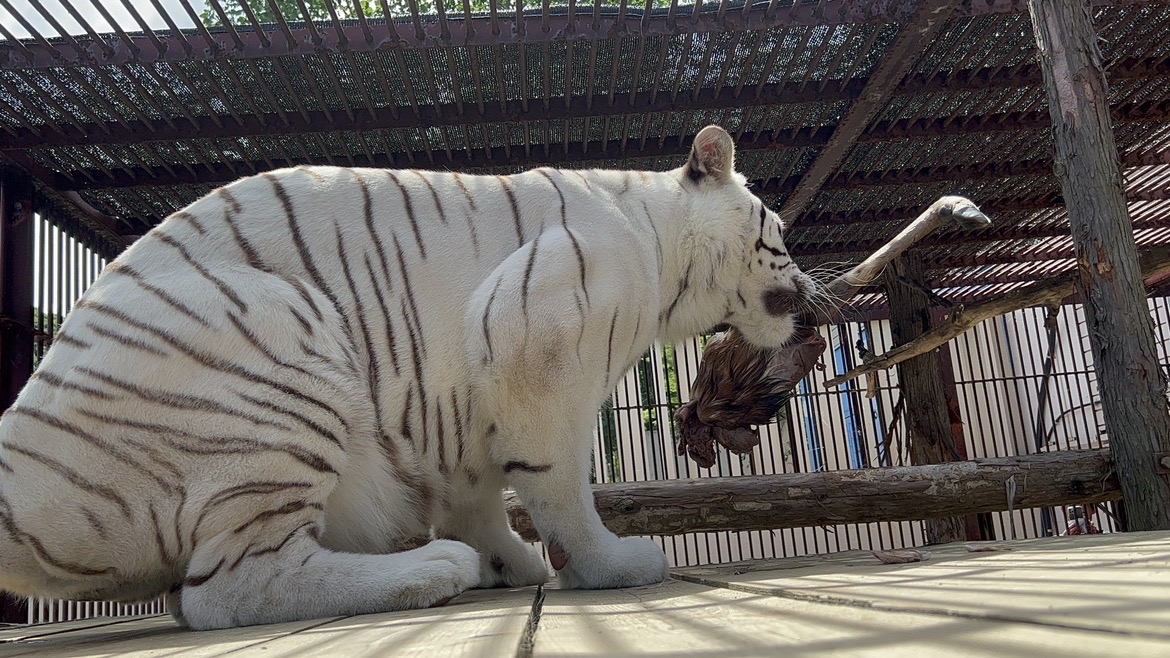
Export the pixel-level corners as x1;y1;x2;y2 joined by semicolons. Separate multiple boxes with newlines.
762;286;803;317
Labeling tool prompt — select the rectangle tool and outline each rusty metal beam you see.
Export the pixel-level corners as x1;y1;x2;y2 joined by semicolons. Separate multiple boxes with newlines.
0;151;132;246
0;81;855;152
0;2;918;70
2;57;1164;157
7;1;1154;72
778;0;959;221
0;167;34;408
35;141;1167;202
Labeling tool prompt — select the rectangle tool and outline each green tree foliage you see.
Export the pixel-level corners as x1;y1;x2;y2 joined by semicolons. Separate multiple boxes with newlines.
200;0;381;27
32;308;63;369
201;0;672;27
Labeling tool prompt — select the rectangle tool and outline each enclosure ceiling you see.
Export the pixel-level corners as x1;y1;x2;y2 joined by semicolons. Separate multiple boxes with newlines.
2;0;1170;308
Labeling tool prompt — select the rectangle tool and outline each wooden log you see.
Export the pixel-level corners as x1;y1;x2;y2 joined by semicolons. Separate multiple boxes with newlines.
1028;0;1170;529
883;257;966;544
824;244;1170;388
504;449;1118;540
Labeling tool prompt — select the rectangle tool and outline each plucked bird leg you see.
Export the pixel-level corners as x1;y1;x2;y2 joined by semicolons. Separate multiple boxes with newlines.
676;197;991;466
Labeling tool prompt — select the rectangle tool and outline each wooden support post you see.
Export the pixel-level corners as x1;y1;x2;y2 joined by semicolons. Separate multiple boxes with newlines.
504;449;1118;540
883;257;965;544
0;170;34;410
0;168;34;623
1028;0;1170;529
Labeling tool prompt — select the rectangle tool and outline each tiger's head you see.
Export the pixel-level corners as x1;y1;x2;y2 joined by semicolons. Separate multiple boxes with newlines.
675;125;816;350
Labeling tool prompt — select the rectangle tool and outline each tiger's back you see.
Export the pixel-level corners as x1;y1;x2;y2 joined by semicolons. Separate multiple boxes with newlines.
0;126;814;629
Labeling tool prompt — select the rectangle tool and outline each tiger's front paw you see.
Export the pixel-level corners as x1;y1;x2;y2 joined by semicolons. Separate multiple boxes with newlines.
480;542;549;588
554;536;669;590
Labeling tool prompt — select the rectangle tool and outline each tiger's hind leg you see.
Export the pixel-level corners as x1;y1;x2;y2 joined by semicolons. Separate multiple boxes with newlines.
435;470;549;589
178;524;480;629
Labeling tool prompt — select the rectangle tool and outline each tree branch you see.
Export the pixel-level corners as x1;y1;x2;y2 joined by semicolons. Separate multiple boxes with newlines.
824;245;1170;388
504;449;1117;540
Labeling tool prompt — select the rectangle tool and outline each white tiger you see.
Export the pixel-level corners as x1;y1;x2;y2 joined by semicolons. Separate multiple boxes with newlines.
0;126;812;629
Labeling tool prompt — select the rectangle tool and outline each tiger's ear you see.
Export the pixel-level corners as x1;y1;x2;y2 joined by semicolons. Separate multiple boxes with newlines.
686;125;736;183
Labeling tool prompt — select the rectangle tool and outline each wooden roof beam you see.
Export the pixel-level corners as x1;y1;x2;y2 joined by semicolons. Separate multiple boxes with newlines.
778;0;959;222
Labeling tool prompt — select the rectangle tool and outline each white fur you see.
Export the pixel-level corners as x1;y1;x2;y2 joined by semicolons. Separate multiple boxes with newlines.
0;126;809;629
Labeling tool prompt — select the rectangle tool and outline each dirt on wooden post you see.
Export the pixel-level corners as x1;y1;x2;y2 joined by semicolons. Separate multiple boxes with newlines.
1027;0;1170;529
883;257;967;544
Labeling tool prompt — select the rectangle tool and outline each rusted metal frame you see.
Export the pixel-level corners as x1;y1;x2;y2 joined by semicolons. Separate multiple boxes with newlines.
14;70;106;142
667;1;702;105
1099;3;1156;59
834;23;887;94
646;7;673;107
145;0;197;56
4;152;129;243
237;0;273;48
1129;144;1170;166
815;23;865;94
45;69;125;136
117;65;181;134
177;0;229;57
490;43;508;121
21;0;104;70
30;118;1168;191
215;61;275;133
133;65;201;134
55;68;145;138
11;0;1102;71
409;48;447;160
620;5;652;151
794;24;839;93
321;0;350;47
318;52;362;124
162;58;229;130
540;41;553;145
292;0;326;46
324;8;369;122
353;131;378;166
441;45;468;120
0;113;21;139
0;20;36;64
463;10;488;117
0;168;36;423
0;0;63;64
364;50;401;122
563;0;579;115
290;54;341;127
311;133;344;167
391;127;419;165
0;73;56;140
780;2;958;222
268;1;336;127
105;140;166;187
204;0;247;51
2;55;115;141
148;140;196;177
261;58;313;125
197;135;243;179
689;27;722;105
725;29;761;105
40;125;808;189
17;52;1149;151
514;3;531;117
